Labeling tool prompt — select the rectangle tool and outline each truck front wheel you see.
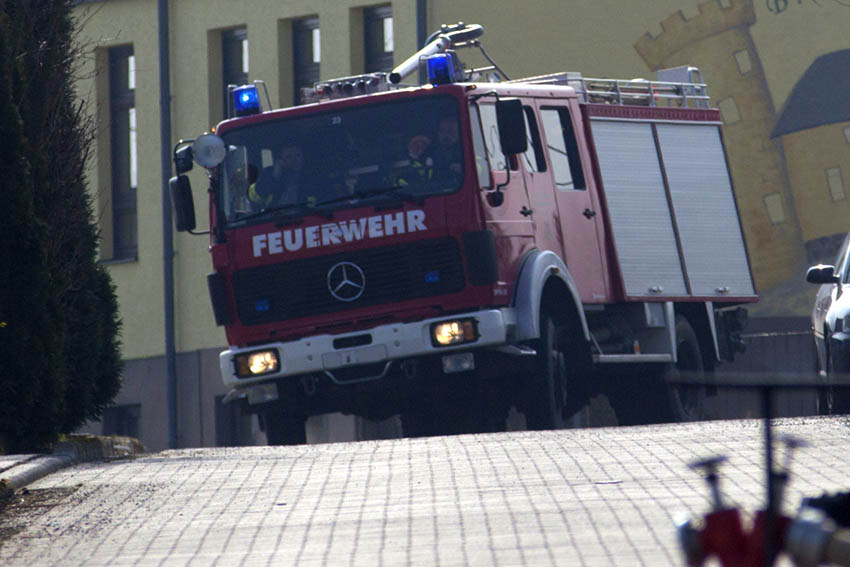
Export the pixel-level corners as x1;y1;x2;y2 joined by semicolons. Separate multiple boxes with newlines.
261;406;307;445
525;312;573;430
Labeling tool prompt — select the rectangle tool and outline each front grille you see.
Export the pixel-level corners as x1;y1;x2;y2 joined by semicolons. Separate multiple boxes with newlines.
233;237;465;326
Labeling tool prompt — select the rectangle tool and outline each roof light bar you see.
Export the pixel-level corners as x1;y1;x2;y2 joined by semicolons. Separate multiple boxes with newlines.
426;53;457;85
304;73;389;103
231;85;261;117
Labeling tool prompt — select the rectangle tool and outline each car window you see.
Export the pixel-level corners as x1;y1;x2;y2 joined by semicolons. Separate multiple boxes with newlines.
834;231;850;283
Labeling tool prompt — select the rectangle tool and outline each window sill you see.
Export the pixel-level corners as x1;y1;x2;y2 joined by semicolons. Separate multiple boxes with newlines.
100;256;138;266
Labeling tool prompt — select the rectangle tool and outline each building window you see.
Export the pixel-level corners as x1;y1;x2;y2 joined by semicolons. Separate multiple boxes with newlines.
734;50;752;75
222;27;249;118
827;167;845;201
364;5;393;72
764;192;786;224
102;404;141;438
293;17;319;105
109;45;137;260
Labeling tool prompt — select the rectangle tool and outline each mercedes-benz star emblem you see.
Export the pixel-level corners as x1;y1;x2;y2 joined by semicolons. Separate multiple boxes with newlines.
327;261;366;302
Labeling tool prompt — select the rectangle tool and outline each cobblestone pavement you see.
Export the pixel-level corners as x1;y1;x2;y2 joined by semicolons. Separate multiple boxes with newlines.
1;417;848;566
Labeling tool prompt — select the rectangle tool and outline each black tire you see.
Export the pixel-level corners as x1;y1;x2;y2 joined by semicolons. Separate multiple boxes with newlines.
825;346;850;415
401;374;506;438
525;312;571;430
834;387;850;415
401;401;477;438
606;363;668;426
400;405;440;438
608;315;706;425
261;407;307;445
817;340;834;415
665;315;707;422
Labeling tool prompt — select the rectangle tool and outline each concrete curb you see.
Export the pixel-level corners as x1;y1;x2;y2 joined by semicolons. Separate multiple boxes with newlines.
0;435;144;500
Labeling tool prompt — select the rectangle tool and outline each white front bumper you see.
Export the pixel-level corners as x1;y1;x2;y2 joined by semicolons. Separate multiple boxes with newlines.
220;308;516;389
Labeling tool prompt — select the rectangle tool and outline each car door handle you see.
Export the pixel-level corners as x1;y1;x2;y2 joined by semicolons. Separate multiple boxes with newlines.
583;208;596;218
520;206;533;217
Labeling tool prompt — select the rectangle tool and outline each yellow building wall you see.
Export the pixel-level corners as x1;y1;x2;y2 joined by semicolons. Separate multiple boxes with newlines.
74;0;415;360
74;0;164;360
783;125;850;244
73;0;850;363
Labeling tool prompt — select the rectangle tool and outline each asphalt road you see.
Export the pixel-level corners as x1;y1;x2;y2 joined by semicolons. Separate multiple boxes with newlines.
1;416;849;566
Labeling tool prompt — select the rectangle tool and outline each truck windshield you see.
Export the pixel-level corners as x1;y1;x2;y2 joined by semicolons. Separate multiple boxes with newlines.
219;95;463;226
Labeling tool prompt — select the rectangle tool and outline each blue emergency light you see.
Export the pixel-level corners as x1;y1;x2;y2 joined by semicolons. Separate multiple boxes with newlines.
426;53;456;85
232;85;261;117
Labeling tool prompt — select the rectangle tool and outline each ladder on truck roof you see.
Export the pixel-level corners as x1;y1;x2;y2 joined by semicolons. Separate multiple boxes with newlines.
509;65;711;109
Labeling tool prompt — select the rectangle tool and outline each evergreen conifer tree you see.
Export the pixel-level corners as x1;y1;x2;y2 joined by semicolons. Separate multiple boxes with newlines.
0;0;122;451
0;12;65;452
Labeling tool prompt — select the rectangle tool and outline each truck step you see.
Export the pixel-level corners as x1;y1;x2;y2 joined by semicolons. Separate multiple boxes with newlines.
491;345;537;356
593;353;674;364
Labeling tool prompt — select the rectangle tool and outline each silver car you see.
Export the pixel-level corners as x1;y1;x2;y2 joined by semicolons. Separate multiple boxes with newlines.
807;231;850;414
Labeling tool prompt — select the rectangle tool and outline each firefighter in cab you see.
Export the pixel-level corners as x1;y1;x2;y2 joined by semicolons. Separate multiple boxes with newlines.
397;116;462;191
249;143;306;207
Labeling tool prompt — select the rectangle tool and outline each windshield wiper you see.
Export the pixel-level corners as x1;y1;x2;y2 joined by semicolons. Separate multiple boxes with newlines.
232;202;302;224
333;186;425;207
231;188;424;225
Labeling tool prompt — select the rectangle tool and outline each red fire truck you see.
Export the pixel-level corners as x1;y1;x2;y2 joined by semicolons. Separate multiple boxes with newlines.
171;24;755;444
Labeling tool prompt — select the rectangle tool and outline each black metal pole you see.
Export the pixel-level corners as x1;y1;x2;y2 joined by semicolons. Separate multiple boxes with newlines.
416;0;427;84
158;0;178;449
762;386;775;567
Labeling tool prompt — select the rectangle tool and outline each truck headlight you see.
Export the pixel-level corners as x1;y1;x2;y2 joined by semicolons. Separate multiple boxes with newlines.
431;318;479;347
235;349;280;378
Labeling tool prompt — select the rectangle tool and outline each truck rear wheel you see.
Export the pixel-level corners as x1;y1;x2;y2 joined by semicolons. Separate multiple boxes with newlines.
261;406;307;445
665;315;707;422
609;315;707;425
525;312;572;430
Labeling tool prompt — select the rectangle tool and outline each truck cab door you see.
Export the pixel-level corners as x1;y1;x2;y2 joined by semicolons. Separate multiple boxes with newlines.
472;103;535;296
516;101;562;266
537;102;608;303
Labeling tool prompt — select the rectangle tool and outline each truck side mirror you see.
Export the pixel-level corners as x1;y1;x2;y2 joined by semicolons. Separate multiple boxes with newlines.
170;175;196;232
174;144;194;174
806;264;839;285
496;98;528;156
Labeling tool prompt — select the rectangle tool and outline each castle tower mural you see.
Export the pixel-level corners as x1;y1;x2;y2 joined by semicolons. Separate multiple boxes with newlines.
635;0;805;291
771;50;850;265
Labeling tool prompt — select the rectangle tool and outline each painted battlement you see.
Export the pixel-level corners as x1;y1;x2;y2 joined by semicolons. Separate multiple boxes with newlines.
635;0;755;70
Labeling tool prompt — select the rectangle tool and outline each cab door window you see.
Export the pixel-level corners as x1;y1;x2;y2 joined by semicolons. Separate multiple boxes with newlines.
522;106;546;173
476;103;507;171
540;106;586;190
469;104;491;188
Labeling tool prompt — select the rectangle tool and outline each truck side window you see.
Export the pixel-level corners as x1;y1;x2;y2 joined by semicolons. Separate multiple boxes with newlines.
522;106;547;174
540;107;586;191
477;104;508;172
469;104;492;189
